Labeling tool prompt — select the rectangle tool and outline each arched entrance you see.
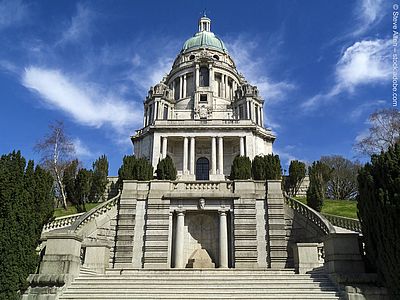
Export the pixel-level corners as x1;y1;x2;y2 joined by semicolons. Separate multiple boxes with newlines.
196;157;209;180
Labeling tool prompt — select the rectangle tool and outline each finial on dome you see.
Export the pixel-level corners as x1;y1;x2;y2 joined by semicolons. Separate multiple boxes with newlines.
198;13;211;32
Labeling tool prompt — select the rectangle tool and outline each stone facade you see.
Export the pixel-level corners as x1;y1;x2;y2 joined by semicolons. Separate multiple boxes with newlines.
23;16;389;300
132;16;275;181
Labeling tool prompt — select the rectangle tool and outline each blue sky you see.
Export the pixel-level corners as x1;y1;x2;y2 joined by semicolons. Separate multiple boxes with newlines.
0;0;394;175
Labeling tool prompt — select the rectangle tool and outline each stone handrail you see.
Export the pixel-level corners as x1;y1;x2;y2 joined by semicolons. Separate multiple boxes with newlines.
284;195;336;235
70;190;121;232
323;213;362;233
42;212;85;232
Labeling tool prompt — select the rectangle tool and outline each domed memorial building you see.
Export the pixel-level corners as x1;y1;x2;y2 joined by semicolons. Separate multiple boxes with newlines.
132;15;274;181
24;16;374;300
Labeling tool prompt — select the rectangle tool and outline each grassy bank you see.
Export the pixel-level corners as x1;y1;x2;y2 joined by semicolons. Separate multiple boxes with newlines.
296;197;358;219
53;203;100;218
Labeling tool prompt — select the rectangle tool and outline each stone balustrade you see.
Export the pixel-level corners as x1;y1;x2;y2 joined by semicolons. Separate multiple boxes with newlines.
284;195;335;235
172;181;233;192
42;213;84;233
71;191;121;232
323;213;362;233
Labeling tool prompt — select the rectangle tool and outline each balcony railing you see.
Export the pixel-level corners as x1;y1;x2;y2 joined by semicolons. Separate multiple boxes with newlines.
323;213;362;233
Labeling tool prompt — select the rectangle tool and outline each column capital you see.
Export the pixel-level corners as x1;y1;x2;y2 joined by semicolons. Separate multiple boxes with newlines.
176;210;185;216
218;210;228;216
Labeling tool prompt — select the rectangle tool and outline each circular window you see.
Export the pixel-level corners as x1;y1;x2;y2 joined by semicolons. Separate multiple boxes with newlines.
213;55;219;60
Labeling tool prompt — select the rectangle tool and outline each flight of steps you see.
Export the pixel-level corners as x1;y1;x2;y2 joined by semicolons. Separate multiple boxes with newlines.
59;269;342;300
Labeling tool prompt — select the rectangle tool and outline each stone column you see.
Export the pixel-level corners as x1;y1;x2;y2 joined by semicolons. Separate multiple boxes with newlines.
143;107;147;127
239;136;245;156
183;74;187;98
179;76;183;99
154;101;158;121
174;211;185;268
189;137;195;175
211;137;217;175
246;101;250;119
183;137;188;175
218;136;224;175
260;106;264;127
219;211;229;268
195;65;200;89
222;75;226;98
209;64;214;93
162;137;168;159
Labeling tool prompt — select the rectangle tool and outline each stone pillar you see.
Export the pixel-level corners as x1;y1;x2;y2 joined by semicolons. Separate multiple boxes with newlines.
183;137;188;175
189;137;195;175
219;211;229;268
183;74;187;98
39;232;83;276
211;137;217;175
324;233;365;274
143;108;147;127
246;101;250;119
251;102;255;122
239;136;245;156
154;101;158;121
260;106;264;127
162;137;168;159
209;64;214;93
218;136;224;175
146;106;150;126
179;76;183;99
195;65;200;88
174;211;185;268
222;75;226;98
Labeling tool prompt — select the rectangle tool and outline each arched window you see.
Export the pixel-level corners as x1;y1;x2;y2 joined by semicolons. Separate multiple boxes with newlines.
196;157;209;180
199;67;209;87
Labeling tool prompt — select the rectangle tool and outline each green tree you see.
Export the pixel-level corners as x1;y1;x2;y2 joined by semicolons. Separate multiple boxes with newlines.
0;151;54;300
287;160;306;196
156;155;177;180
117;155;153;186
75;168;92;212
357;142;400;297
62;159;79;204
306;161;326;212
264;154;282;180
89;155;109;202
230;156;252;180
252;155;266;180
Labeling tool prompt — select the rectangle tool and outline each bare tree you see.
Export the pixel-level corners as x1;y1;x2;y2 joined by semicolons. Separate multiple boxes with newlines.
320;155;360;200
35;121;75;209
354;108;400;156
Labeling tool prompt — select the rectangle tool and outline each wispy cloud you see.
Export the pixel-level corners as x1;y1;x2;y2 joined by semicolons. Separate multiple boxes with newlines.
22;66;141;131
0;0;29;30
73;138;98;159
302;39;391;111
58;3;94;45
225;35;295;103
349;99;386;119
353;0;386;36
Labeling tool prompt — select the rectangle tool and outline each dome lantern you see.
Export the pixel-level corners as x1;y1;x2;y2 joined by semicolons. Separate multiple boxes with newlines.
198;16;211;32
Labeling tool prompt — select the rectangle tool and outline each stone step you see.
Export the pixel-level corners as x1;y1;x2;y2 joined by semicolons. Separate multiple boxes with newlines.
59;269;341;300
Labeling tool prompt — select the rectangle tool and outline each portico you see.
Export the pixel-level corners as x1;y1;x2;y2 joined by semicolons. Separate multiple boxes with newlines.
170;197;232;269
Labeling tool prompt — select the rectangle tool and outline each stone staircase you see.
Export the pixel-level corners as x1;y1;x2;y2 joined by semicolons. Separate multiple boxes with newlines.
59;269;342;300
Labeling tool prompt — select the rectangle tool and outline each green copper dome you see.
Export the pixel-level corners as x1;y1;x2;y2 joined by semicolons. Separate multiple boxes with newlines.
182;16;227;53
182;31;226;52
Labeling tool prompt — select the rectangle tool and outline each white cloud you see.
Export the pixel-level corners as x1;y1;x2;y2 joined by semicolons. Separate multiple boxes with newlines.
225;36;295;103
22;66;141;130
353;0;385;35
349;99;386;119
73;138;95;158
302;39;391;111
59;3;93;44
336;39;391;89
0;0;28;30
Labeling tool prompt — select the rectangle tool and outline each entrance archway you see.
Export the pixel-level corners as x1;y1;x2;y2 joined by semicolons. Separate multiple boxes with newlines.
196;157;209;180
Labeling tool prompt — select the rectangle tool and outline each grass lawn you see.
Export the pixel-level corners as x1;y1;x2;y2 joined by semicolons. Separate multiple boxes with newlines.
295;197;358;219
53;203;100;218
